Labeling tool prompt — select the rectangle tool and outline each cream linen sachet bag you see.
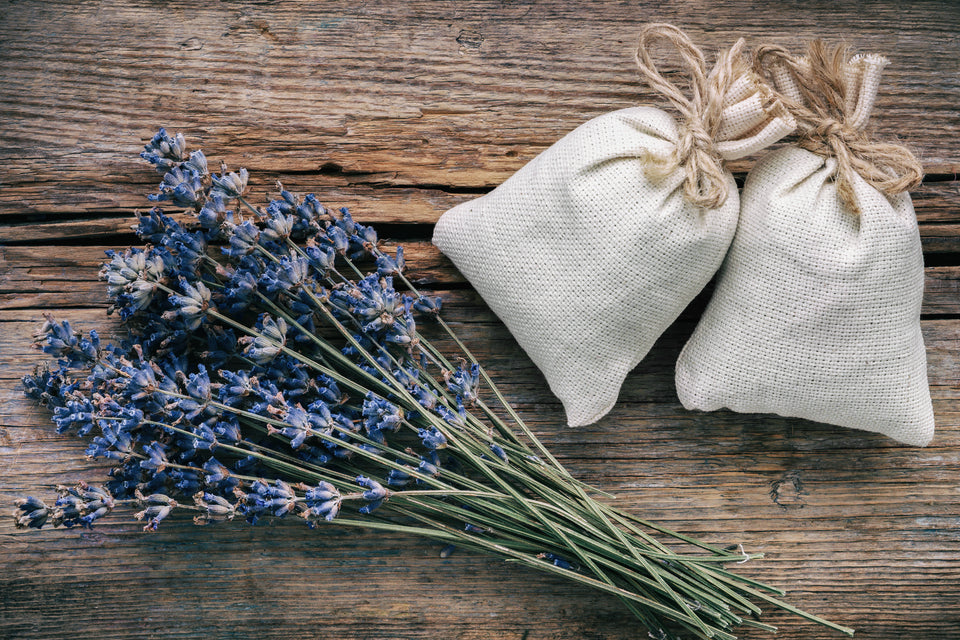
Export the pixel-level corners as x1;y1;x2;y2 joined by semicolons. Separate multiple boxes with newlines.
433;24;795;426
675;42;933;446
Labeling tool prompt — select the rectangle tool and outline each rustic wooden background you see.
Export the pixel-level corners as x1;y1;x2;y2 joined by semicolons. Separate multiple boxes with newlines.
2;1;959;639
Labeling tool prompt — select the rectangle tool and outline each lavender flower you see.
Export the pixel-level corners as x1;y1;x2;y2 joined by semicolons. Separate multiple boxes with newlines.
210;166;248;200
13;496;50;529
14;128;851;640
164;279;212;330
239;315;287;364
222;220;260;257
134;491;177;531
149;166;204;208
376;246;405;276
197;195;234;234
194;492;236;522
141;127;186;173
446;362;480;404
355;475;387;514
304;481;341;522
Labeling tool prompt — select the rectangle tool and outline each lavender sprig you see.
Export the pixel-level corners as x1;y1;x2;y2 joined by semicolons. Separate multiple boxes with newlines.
15;129;854;640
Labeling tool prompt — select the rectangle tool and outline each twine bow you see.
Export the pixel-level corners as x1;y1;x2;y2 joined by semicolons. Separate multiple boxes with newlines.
754;42;923;215
634;23;746;210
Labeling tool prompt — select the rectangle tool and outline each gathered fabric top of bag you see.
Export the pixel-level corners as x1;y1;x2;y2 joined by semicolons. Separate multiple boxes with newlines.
633;23;796;210
753;41;924;215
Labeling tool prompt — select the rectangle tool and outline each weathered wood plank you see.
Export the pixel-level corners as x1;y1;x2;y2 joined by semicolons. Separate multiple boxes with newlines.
1;178;957;247
1;0;959;225
3;243;960;315
1;514;955;640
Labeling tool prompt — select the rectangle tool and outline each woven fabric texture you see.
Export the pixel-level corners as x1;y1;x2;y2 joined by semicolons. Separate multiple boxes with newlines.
434;93;793;426
675;54;934;446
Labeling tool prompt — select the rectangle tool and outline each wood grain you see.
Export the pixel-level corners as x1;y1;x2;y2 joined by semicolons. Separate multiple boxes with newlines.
2;2;959;639
1;178;958;247
4;244;960;315
1;0;959;223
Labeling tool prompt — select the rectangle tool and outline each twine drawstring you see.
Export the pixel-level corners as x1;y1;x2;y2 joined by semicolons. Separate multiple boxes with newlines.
754;42;923;214
634;23;746;210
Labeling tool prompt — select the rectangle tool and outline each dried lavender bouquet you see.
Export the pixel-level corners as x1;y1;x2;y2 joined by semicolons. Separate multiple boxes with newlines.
15;129;851;640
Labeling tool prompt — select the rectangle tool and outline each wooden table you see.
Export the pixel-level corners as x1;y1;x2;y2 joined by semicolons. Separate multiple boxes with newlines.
2;2;959;638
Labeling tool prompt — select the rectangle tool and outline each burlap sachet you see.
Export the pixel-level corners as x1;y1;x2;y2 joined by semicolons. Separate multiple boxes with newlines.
676;42;933;446
433;24;795;426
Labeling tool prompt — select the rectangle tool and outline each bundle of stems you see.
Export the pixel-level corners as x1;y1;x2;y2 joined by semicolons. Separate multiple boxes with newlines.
16;129;852;640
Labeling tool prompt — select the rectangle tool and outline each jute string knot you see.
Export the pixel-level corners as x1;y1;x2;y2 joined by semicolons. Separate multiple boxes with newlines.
635;23;745;210
754;41;924;215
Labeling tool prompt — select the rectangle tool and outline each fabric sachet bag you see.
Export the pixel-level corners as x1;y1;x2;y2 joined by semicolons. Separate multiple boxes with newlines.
433;24;795;426
675;42;933;446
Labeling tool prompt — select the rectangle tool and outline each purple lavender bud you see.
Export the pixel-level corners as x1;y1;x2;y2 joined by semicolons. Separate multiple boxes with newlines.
445;362;480;403
142;128;186;163
304;245;336;275
186;364;212;403
13;496;50;529
335;207;356;234
149;166;204;208
305;482;339;505
412;295;442;315
210;167;249;200
314;376;343;405
34;315;86;362
386;467;413;488
52;398;96;435
361;393;403;434
193;492;236;521
213;418;242;443
306;497;341;522
51;484;115;529
140;441;168;472
355;475;387;502
166;279;212;331
80;506;111;528
222;220;261;257
385;312;419;349
198;195;234;232
171;230;207;274
262;209;295;243
489;443;509;463
241;315;287;364
172;469;202;494
134;207;177;243
355;223;378;247
418;427;447;450
358;499;383;515
409;389;435;413
140;128;186;175
136;503;174;531
99;247;168;301
375;246;405;276
538;553;578;571
327;225;350;254
417;456;439;477
222;270;258;314
436;403;466;429
202;458;231;485
184;149;208;176
54;494;84;527
263;256;309;293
